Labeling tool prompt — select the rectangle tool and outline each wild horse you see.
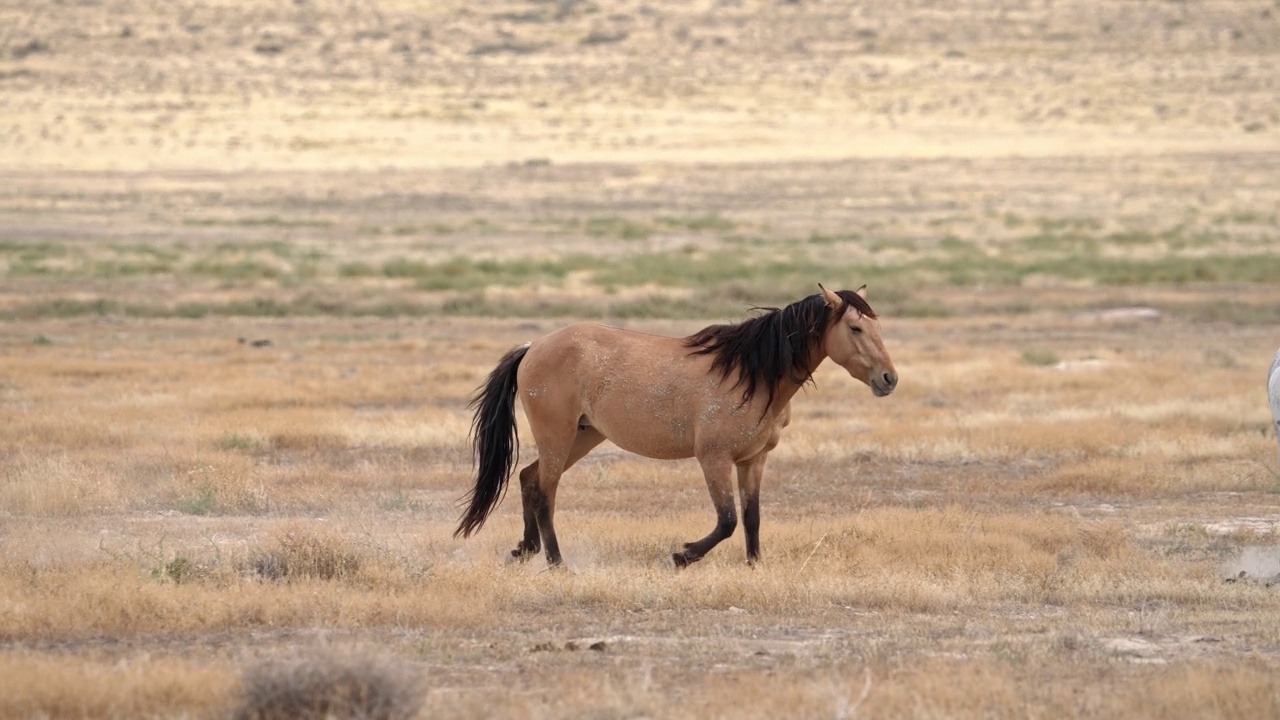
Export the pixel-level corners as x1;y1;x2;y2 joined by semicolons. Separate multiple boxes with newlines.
455;285;898;568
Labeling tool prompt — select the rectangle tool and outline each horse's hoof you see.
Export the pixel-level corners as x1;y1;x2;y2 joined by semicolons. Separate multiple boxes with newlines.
540;560;569;574
511;540;541;561
671;552;690;569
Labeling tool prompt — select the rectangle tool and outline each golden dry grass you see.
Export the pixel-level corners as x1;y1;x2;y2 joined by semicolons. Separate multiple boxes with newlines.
3;313;1280;718
3;0;1280;717
0;654;237;720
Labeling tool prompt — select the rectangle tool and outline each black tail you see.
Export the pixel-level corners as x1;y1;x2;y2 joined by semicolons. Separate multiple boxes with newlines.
455;343;529;538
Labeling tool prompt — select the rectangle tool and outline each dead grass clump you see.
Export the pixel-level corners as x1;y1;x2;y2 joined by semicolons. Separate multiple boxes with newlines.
1035;455;1272;497
1077;521;1129;560
232;647;424;720
252;530;362;581
1103;661;1280;719
819;505;1081;575
0;451;118;516
1031;456;1142;495
0;652;235;720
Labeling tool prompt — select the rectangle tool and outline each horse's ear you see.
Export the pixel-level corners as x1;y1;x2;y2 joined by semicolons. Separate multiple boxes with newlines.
855;284;867;299
818;283;842;309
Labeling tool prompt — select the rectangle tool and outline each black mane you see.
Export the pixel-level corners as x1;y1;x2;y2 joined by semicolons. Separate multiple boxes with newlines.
684;290;876;411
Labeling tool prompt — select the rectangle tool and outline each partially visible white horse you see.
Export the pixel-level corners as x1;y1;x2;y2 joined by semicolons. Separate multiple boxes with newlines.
1271;348;1280;469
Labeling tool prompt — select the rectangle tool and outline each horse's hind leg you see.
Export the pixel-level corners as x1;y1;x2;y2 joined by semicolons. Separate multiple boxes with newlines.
511;462;543;560
514;426;605;565
673;455;737;568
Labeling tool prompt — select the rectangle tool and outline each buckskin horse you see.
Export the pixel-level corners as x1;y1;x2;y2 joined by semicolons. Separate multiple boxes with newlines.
454;285;898;568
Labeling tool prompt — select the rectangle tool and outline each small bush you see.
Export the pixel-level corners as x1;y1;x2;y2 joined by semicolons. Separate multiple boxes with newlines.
380;258;431;279
579;29;629;45
469;40;542;56
176;482;218;516
186;259;281;280
1021;348;1060;367
216;432;263;451
252;531;360;581
339;261;378;277
232;648;423;720
657;214;735;232
152;555;200;584
583;215;652;240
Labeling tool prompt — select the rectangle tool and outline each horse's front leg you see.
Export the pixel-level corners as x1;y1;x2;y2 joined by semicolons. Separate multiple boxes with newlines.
735;455;766;565
735;406;786;565
673;455;737;568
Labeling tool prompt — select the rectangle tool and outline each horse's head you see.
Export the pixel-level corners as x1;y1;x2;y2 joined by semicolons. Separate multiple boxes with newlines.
819;284;898;397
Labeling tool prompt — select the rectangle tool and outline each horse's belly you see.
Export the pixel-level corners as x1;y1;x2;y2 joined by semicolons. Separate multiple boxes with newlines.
588;409;696;460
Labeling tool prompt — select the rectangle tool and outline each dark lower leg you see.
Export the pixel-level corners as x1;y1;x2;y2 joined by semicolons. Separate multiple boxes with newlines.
512;462;541;559
535;491;562;566
672;505;737;568
742;494;760;564
531;428;603;567
674;457;737;568
736;458;765;565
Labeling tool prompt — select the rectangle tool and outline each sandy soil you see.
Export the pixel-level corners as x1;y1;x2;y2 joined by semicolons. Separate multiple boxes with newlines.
2;0;1278;171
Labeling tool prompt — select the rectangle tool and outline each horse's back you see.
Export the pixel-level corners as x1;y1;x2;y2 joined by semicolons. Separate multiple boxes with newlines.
523;323;688;373
518;323;708;459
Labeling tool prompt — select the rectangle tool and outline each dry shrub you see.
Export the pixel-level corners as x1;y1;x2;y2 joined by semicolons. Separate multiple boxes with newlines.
232;647;424;720
252;529;362;581
1031;456;1140;495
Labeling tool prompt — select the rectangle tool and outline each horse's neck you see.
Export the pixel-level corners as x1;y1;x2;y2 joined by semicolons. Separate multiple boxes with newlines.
771;340;829;409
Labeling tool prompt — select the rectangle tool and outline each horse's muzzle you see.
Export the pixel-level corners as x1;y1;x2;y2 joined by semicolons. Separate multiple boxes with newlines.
871;370;898;397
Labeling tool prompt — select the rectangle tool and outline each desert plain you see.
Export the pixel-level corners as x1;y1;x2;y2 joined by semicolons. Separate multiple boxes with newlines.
2;0;1280;717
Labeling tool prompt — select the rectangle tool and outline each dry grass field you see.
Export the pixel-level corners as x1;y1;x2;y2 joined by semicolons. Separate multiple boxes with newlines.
3;0;1280;718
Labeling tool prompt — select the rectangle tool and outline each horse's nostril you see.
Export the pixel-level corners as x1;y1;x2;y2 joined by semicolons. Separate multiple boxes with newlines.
883;372;896;386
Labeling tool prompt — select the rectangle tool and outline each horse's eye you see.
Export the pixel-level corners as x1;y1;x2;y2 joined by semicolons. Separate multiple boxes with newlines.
850;326;863;335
